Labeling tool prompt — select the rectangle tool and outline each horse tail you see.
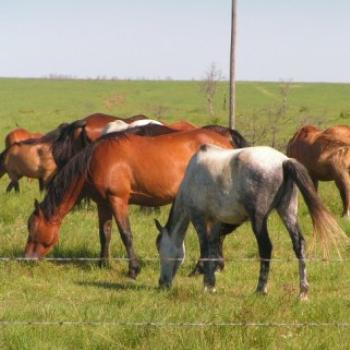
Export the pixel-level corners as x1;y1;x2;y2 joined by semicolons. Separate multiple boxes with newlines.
202;125;249;148
0;148;9;178
282;158;348;256
228;129;250;148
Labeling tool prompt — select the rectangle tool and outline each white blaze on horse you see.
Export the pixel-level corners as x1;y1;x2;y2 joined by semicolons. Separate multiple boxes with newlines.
155;145;347;300
102;119;163;135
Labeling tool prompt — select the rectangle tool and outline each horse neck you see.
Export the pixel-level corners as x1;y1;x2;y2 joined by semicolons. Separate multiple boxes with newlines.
48;175;86;223
166;197;189;247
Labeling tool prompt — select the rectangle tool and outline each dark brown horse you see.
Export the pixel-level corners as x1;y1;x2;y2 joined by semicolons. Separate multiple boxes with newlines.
25;128;249;278
5;128;43;148
287;125;350;217
51;113;149;168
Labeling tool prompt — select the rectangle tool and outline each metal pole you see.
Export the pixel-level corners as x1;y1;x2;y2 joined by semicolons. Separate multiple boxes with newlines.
229;0;237;128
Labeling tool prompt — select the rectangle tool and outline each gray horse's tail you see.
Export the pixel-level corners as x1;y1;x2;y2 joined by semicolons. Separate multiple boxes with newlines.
283;158;348;256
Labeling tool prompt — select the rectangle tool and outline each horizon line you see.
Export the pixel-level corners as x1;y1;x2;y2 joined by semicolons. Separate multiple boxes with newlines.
0;75;349;85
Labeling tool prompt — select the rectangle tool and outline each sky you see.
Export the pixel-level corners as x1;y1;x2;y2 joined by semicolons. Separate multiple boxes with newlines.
0;0;349;82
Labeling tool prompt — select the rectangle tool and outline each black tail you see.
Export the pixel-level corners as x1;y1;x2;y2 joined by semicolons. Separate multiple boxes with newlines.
283;158;347;256
202;124;250;148
228;129;250;148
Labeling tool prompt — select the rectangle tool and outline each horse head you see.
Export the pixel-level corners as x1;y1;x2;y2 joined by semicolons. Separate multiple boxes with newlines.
155;219;185;288
25;199;60;259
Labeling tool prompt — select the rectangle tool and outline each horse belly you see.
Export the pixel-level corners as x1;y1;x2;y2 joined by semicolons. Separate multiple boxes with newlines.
129;193;172;207
213;200;248;225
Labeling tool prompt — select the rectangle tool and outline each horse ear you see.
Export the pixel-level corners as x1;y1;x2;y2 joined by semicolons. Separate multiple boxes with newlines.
154;219;163;232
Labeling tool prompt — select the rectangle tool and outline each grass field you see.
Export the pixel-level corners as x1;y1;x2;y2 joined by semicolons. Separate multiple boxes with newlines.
1;78;350;349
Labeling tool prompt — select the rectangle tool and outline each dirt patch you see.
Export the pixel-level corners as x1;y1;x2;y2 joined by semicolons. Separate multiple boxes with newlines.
103;94;126;110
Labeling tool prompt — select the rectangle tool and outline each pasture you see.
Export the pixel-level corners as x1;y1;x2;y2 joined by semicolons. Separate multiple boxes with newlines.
1;78;350;349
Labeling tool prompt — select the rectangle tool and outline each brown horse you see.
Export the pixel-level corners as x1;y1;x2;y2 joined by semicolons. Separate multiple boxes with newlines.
287;125;350;217
25;127;249;278
5;128;43;148
0;125;68;192
51;113;149;168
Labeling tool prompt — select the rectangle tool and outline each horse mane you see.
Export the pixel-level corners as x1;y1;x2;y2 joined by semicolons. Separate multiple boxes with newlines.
51;120;88;169
41;143;94;219
202;125;250;148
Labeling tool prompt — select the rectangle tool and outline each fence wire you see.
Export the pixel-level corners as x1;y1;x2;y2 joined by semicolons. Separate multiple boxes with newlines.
1;320;350;328
0;256;347;262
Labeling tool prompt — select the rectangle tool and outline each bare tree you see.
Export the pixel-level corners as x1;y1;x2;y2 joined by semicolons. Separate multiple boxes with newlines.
200;63;222;118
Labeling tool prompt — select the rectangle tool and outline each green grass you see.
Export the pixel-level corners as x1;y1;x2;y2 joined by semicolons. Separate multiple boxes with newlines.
1;78;350;349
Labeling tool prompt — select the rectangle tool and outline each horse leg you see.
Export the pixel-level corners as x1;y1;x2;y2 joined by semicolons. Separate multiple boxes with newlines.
6;180;19;193
277;189;309;300
189;221;238;276
204;221;223;290
97;201;113;267
217;223;239;271
188;218;209;276
6;181;14;192
311;177;319;192
251;215;272;295
190;212;221;290
109;196;140;279
332;170;350;217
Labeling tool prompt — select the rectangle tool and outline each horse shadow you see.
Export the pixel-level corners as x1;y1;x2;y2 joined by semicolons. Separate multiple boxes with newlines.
5;246;109;270
76;280;157;292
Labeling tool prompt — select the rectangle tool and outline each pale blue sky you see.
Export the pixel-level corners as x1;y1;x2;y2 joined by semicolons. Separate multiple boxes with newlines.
0;0;349;82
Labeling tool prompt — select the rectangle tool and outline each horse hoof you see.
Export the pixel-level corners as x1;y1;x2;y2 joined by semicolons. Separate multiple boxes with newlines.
255;288;268;296
128;266;141;279
204;286;217;293
98;259;111;269
299;292;309;302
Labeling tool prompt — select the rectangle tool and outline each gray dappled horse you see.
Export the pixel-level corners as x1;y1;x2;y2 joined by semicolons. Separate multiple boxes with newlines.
155;145;346;300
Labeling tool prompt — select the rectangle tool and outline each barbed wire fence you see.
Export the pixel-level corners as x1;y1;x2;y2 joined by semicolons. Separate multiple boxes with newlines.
1;255;349;328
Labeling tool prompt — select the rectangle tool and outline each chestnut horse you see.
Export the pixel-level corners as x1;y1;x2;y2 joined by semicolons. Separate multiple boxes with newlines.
5;128;43;148
0;125;68;192
25;128;249;278
287;125;350;217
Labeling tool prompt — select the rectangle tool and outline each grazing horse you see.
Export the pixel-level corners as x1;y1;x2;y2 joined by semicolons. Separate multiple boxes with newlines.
5;128;43;148
51;113;148;168
287;125;350;217
102;119;163;135
25;128;248;278
0;125;67;192
156;145;346;299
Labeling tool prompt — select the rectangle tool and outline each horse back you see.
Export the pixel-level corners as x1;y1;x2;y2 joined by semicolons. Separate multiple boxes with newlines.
88;129;233;205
